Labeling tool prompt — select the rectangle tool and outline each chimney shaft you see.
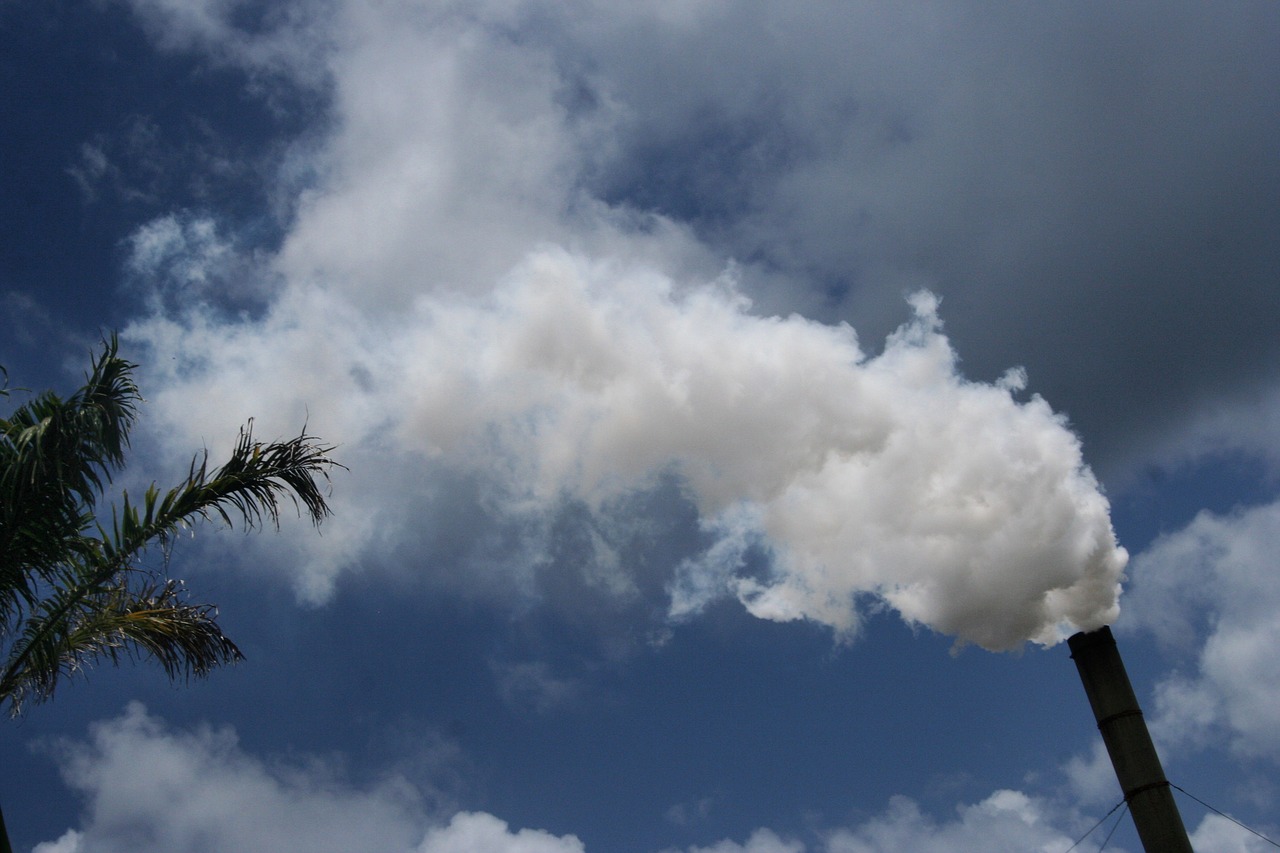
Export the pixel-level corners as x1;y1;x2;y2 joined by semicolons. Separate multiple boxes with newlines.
1068;626;1193;852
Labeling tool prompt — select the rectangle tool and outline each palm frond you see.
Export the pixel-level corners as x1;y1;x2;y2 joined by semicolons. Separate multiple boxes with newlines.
0;573;242;714
0;335;138;505
100;421;340;570
0;338;140;630
0;337;341;718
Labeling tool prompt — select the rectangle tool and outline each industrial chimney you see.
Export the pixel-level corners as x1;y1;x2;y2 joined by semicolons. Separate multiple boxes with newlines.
1068;626;1193;852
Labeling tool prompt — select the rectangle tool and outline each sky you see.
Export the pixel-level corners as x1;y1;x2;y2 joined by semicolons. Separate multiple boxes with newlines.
2;1;1279;851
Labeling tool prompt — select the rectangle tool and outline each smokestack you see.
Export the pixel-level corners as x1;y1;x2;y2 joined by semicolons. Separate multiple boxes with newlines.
1068;626;1193;853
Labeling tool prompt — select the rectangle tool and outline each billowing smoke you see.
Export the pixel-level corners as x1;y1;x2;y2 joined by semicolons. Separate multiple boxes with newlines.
129;244;1125;652
115;0;1126;653
400;249;1124;651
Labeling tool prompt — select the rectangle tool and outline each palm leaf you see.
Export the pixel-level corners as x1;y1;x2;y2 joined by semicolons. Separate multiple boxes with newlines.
0;573;243;713
0;338;341;716
102;420;338;566
0;336;139;627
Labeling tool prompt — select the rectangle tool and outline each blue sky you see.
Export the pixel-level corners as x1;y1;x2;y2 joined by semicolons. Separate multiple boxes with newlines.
2;2;1279;851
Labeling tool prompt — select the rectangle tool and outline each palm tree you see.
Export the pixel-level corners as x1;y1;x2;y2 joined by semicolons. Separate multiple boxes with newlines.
0;336;340;850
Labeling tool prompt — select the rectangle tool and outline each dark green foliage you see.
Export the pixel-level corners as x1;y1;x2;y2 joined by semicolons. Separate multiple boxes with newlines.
0;337;340;715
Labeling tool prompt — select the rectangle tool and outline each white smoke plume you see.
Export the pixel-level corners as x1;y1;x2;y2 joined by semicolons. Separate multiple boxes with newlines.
128;243;1124;652
114;0;1127;653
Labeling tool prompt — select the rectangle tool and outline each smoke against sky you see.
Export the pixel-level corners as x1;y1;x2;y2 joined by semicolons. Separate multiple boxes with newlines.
126;240;1125;650
3;0;1279;850
113;0;1131;651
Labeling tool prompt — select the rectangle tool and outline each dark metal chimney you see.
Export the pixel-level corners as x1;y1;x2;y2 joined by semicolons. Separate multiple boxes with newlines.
1068;626;1194;852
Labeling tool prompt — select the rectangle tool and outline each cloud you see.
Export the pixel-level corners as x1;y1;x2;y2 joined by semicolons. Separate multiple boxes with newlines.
123;214;260;313
664;796;715;828
124;0;331;85
491;660;585;714
1189;814;1278;853
668;789;1280;853
418;813;584;853
33;703;583;853
678;828;803;853
1123;500;1280;760
0;291;61;354
36;702;426;853
824;791;1082;853
40;707;1272;853
28;707;1090;853
1062;740;1120;808
1146;384;1280;477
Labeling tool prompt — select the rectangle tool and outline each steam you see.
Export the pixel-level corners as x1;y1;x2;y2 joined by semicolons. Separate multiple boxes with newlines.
111;0;1128;652
132;243;1123;649
128;241;1123;652
402;249;1125;651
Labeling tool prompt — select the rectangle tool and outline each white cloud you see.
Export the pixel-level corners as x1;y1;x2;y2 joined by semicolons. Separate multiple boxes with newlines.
37;702;427;853
33;830;82;853
124;214;247;306
36;706;1276;853
820;792;1270;853
1189;814;1279;853
1146;383;1280;480
418;813;584;853
124;0;330;85
1124;500;1280;760
679;828;803;853
1062;740;1119;808
230;0;720;313
31;706;1098;853
824;791;1097;853
34;704;582;853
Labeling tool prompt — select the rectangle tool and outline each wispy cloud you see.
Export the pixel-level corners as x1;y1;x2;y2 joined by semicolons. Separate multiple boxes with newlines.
1125;500;1280;760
